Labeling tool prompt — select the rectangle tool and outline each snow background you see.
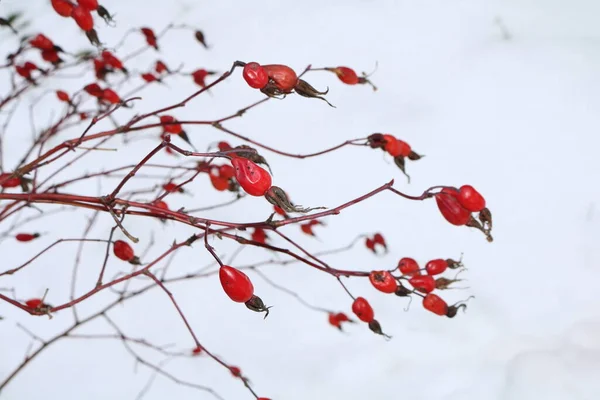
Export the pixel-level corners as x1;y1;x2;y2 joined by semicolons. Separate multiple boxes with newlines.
1;0;600;399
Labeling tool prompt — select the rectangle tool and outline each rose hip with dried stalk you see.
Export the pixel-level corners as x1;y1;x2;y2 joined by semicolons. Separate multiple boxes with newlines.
238;61;335;106
314;65;378;90
16;233;40;242
351;297;390;337
113;240;140;265
367;133;423;181
219;265;270;317
422;294;471;318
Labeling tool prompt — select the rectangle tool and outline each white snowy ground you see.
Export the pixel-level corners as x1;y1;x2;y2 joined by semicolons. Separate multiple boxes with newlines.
1;0;599;399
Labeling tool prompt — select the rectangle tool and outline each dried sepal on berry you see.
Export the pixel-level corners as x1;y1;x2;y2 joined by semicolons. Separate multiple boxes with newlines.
245;295;272;319
294;79;335;108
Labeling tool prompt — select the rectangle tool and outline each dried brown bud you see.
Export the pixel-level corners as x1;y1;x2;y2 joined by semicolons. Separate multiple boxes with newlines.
394;284;412;297
446;303;467;318
294;79;335;107
231;145;272;173
194;30;208;48
245;295;271;318
408;151;423;161
264;186;325;214
368;319;391;338
393;155;410;182
85;29;101;47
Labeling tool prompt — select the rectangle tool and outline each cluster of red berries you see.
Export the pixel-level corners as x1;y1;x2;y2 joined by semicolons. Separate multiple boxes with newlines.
241;62;334;107
141;60;171;83
15;61;45;84
92;50;127;80
28;33;66;66
435;185;493;241
50;0;112;45
367;133;423;180
368;256;468;319
83;82;122;105
195;160;238;193
365;233;387;254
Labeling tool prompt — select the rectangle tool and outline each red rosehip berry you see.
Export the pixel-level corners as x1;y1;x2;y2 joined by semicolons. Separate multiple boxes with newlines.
398;257;420;276
425;259;448;275
101;51;124;70
458;185;486;212
56;90;70;102
141;28;158;49
51;0;74;17
71;6;94;31
30;34;54;50
218;164;235;180
16;233;40;242
352;297;375;323
262;64;298;92
210;175;229;191
155;60;169;74
41;49;61;64
16;65;32;79
435;189;472;226
328;313;342;329
83;83;103;98
230;157;272;196
219;265;254;303
159;115;182;134
422;293;448;316
25;298;44;308
141;73;158;83
162;182;182;193
300;220;322;236
101;88;121;104
335;312;351;322
24;62;38;71
242;62;269;89
0;173;21;188
273;205;287;216
251;227;268;244
333;66;359;85
154;200;169;210
192;69;213;88
365;237;375;252
229;366;242;377
113;240;136;262
408;275;436;293
373;233;386;247
369;270;398;294
191;346;202;356
77;0;98;11
382;134;401;157
217;141;232;152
